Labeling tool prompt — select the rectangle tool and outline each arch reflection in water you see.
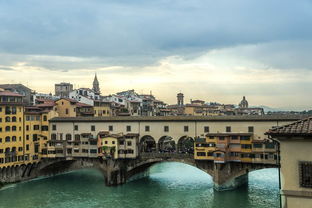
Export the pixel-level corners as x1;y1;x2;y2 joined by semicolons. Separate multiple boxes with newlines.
0;164;280;208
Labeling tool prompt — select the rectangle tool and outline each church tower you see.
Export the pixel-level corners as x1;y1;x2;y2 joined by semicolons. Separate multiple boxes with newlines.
92;73;100;95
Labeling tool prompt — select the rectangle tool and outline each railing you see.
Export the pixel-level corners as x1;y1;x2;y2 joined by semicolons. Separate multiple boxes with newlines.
140;152;194;159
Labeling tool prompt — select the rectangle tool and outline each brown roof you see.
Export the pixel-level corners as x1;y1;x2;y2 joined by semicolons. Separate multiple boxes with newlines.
266;117;312;137
76;102;92;107
0;91;23;97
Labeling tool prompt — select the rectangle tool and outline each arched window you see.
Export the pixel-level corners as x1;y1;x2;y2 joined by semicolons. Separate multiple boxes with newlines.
74;134;80;141
5;116;10;122
5;147;10;153
66;134;72;141
5;126;10;132
12;136;16;141
11;147;16;152
43;115;47;121
5;136;10;142
51;134;57;140
12;116;16;122
12;126;16;131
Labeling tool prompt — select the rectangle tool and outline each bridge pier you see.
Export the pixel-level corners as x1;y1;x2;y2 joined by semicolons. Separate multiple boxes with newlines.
212;163;249;191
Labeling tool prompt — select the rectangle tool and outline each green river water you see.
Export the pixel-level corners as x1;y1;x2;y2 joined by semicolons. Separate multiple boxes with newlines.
0;162;279;208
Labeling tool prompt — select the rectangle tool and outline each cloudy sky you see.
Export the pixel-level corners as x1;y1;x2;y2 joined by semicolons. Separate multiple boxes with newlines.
0;0;312;110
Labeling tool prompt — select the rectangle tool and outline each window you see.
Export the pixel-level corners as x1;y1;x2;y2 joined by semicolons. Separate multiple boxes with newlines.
253;143;263;148
91;125;95;131
33;125;40;130
105;141;108;144
231;136;238;140
5;136;10;142
12;116;16;122
52;125;56;131
126;126;131;132
204;126;209;133
226;126;231;132
240;136;250;141
5;126;10;132
26;145;29;151
51;134;57;140
219;136;225;140
109;125;113;131
74;125;78;131
5;116;10;122
184;126;189;132
127;141;132;146
12;126;16;131
66;134;72;141
26;135;29;140
43;116;47;121
197;152;206;156
12;136;16;141
5;106;11;115
119;141;124;145
145;126;150;132
41;126;49;131
299;162;312;188
0;138;2;143
26;116;30;121
164;126;169;132
12;107;16;114
265;143;275;149
74;134;80;141
26;125;29;131
33;134;38;141
66;109;69;114
241;144;252;149
248;126;254;133
0;149;3;153
112;141;115;145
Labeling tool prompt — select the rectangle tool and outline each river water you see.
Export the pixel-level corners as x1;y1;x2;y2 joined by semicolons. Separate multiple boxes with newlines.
0;162;279;208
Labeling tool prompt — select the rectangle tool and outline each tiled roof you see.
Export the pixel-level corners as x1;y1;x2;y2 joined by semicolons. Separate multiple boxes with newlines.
0;90;23;97
266;117;312;136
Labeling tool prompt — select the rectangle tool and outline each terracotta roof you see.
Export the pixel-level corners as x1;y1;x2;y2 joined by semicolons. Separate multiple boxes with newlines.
0;91;23;97
266;117;312;136
36;103;56;107
56;98;78;103
76;102;92;107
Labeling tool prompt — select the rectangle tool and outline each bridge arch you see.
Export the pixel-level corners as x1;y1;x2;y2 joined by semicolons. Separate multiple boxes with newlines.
126;158;213;182
140;135;156;153
158;136;176;153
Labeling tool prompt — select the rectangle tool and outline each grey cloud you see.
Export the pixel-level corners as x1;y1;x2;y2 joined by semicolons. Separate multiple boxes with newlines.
0;0;311;67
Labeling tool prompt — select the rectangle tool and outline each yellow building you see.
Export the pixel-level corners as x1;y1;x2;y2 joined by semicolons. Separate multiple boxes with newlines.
55;98;77;117
0;90;25;168
98;132;120;159
24;104;58;161
267;117;312;208
94;100;111;117
194;135;216;160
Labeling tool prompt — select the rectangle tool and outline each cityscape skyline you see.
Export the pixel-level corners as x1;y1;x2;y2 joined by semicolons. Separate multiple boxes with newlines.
1;0;312;110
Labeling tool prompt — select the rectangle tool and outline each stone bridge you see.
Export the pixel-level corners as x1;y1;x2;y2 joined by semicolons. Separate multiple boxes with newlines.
0;153;278;191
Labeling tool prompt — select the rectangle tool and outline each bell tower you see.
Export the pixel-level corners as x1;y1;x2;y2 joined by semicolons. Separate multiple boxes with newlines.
92;73;100;95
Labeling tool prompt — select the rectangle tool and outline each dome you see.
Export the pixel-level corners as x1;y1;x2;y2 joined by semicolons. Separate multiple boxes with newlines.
239;96;248;108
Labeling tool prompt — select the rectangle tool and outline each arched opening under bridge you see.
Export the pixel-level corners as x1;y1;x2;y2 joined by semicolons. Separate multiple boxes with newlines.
158;136;175;153
177;136;194;154
140;135;156;153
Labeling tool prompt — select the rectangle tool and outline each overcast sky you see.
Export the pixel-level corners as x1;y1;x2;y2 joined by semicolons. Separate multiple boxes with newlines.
0;0;312;110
